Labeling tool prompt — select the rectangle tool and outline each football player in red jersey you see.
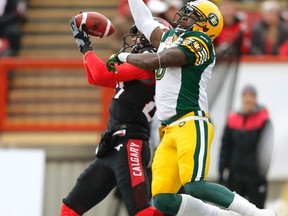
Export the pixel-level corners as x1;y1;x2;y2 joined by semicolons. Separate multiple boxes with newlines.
60;17;172;216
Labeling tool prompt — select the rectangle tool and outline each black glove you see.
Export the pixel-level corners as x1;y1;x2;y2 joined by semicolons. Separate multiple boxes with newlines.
69;18;92;54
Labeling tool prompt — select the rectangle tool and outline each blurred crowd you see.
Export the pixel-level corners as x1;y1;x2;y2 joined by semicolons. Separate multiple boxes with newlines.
214;0;288;56
1;0;288;56
111;0;288;56
0;0;27;56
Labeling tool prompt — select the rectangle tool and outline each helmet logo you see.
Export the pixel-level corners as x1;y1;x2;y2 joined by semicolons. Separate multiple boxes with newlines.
207;13;219;27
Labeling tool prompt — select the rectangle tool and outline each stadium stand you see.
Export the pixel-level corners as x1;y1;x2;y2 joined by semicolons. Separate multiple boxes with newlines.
0;0;117;144
20;0;117;58
0;1;118;214
0;58;114;144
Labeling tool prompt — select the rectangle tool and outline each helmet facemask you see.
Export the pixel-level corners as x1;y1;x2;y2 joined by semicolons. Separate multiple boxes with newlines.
173;3;208;33
121;25;151;53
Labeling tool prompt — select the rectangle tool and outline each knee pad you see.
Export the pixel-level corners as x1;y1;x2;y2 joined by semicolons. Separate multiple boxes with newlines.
153;193;182;215
135;206;164;216
60;203;80;216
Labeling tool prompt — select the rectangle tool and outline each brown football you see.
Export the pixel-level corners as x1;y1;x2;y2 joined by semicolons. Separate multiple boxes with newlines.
74;12;115;38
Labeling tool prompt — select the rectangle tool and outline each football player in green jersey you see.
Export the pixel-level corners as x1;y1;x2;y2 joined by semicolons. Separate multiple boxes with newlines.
106;0;277;216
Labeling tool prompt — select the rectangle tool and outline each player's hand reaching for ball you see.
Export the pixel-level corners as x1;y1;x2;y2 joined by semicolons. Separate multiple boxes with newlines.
106;53;122;73
69;18;92;54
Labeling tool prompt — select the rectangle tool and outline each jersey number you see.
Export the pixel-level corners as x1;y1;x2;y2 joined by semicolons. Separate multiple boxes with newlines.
142;101;156;122
115;82;156;122
155;68;166;80
114;82;124;99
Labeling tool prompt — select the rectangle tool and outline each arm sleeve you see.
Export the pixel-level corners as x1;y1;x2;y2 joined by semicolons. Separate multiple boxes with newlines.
177;32;212;66
84;51;116;88
127;0;160;41
84;51;154;87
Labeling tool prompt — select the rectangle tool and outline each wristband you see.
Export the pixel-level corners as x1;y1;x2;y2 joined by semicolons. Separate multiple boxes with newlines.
118;52;130;62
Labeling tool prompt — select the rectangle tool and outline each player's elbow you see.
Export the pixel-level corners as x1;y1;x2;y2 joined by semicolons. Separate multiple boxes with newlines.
87;77;97;85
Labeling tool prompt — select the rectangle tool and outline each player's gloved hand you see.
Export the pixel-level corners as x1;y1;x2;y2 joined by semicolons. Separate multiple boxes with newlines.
69;18;92;54
106;53;122;73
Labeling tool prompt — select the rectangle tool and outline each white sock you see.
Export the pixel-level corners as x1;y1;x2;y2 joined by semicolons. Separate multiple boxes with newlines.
219;210;243;216
176;194;221;216
228;193;260;216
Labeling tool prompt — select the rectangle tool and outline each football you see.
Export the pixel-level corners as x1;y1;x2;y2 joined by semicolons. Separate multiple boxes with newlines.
74;12;115;38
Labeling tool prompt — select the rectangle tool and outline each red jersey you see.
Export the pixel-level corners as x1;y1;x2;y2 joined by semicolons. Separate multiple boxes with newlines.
84;51;156;132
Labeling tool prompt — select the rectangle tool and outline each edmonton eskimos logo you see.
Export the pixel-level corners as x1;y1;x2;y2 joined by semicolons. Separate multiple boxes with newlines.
208;13;219;26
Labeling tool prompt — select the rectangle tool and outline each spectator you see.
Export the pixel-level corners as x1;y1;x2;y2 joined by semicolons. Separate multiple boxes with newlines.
147;0;169;19
278;6;288;55
250;0;288;55
109;0;149;52
219;85;273;208
282;6;288;23
213;0;250;57
0;0;26;56
147;0;183;26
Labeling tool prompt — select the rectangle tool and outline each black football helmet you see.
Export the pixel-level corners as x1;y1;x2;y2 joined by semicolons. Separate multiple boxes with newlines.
120;17;172;53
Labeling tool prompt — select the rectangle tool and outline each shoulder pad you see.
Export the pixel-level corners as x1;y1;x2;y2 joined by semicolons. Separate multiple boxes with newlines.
179;32;213;65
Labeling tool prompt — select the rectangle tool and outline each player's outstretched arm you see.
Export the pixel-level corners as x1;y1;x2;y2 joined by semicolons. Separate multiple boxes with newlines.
127;0;163;48
117;47;190;70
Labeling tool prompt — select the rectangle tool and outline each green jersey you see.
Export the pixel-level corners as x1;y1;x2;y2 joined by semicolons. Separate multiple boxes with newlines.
155;29;216;123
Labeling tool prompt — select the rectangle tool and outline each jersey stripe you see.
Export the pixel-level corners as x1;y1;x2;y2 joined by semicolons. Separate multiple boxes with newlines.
192;121;201;181
201;120;209;179
103;19;111;37
195;119;206;181
80;12;88;31
198;60;214;112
